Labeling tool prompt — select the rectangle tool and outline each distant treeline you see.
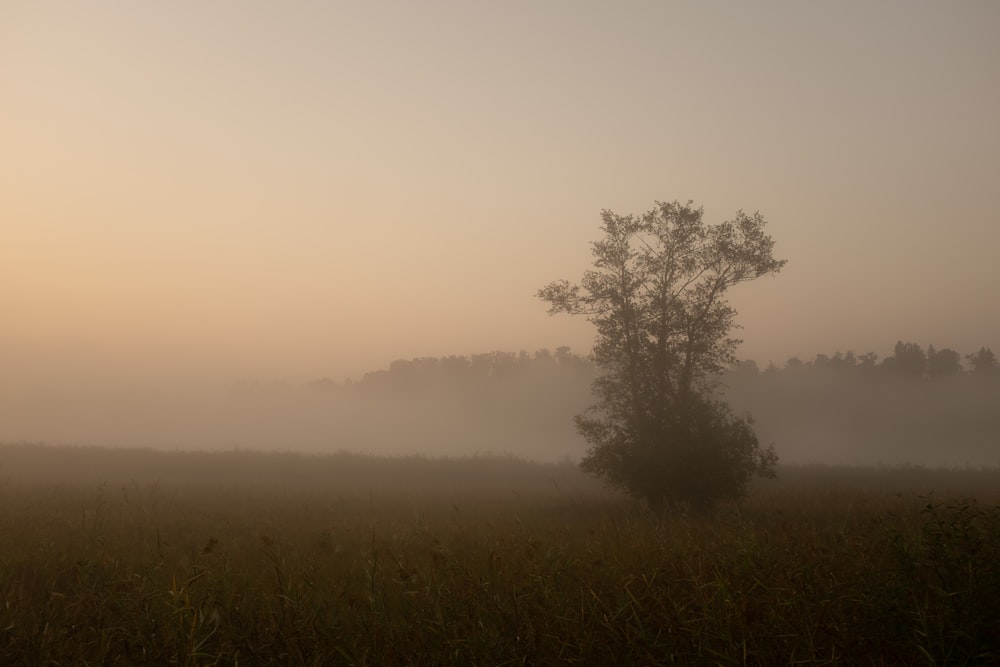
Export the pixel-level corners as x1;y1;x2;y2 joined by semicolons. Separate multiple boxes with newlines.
274;341;998;467
724;342;999;467
300;346;596;393
279;341;998;396
740;341;999;380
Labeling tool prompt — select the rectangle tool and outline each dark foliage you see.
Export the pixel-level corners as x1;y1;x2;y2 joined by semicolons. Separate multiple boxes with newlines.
539;201;785;510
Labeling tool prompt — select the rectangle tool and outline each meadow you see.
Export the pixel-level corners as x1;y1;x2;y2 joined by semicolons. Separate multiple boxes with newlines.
1;444;998;665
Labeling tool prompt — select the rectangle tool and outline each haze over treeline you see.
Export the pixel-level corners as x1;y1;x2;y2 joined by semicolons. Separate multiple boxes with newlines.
3;341;997;467
1;348;594;461
725;342;1000;466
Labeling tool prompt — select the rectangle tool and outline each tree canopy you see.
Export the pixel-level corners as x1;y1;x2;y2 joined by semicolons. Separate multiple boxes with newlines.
538;201;786;510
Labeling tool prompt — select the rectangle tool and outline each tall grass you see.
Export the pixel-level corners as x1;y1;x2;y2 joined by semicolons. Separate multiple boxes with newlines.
1;444;998;664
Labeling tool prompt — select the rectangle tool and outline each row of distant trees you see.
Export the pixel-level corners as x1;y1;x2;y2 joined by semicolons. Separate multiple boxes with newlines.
293;347;595;395
722;341;999;468
736;341;999;381
234;338;1000;473
285;341;999;397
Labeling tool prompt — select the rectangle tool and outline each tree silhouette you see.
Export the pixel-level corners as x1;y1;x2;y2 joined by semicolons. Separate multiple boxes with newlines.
538;201;784;511
926;345;961;379
966;347;999;376
883;341;927;379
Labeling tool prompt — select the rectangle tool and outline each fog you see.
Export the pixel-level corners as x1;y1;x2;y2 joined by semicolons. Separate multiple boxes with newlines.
0;350;594;462
723;353;1000;467
3;345;997;468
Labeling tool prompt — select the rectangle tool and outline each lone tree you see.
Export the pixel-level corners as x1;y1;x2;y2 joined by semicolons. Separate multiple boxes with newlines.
538;201;786;511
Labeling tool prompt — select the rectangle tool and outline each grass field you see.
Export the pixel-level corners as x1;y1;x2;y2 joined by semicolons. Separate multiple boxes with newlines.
1;444;998;665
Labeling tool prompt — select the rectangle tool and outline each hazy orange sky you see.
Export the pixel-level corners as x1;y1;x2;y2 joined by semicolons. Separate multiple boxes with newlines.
3;1;999;388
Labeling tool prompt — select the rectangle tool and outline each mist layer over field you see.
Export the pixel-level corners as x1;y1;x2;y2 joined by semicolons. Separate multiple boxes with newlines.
0;351;592;461
3;347;997;467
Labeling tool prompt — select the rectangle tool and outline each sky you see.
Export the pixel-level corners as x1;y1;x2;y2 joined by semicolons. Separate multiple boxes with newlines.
3;1;999;390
